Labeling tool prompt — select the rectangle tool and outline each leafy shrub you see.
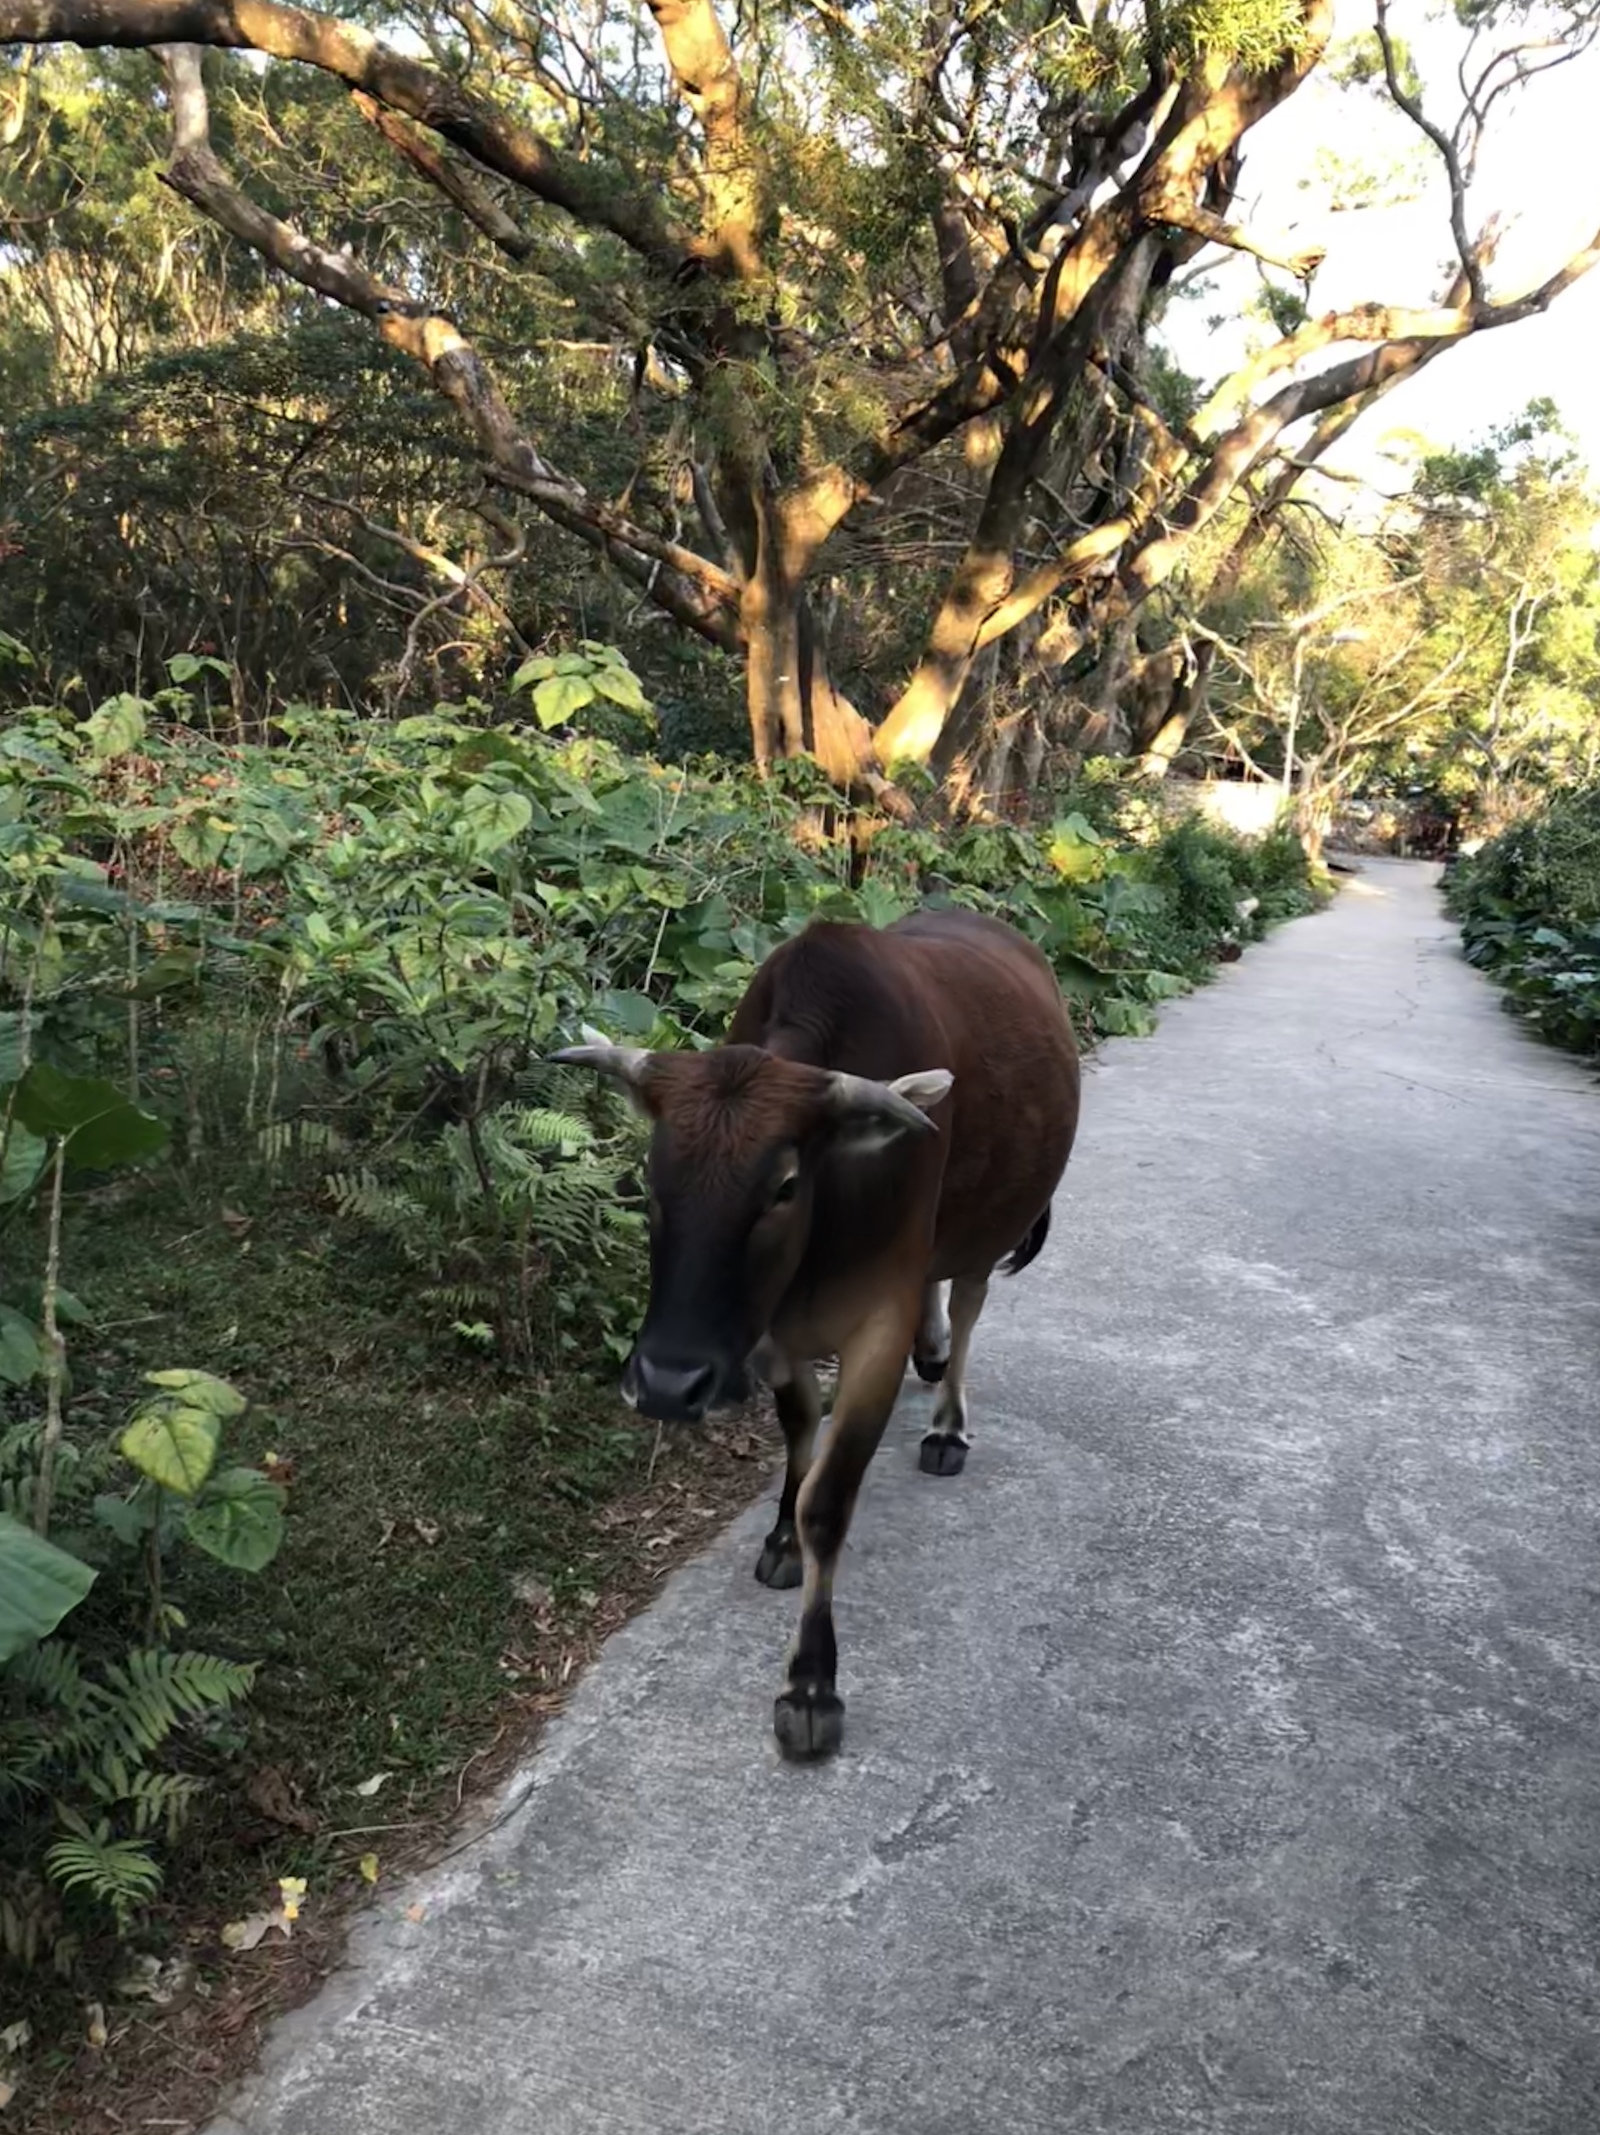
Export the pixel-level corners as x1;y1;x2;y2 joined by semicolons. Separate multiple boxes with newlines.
0;666;1318;1369
0;649;1317;1984
1447;785;1600;1058
1;1367;272;1967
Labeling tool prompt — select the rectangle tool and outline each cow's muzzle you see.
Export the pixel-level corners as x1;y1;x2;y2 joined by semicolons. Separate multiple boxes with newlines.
622;1347;749;1423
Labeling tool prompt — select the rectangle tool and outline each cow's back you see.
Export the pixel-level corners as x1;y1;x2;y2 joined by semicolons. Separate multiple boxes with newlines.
727;908;1078;1299
887;909;1079;1280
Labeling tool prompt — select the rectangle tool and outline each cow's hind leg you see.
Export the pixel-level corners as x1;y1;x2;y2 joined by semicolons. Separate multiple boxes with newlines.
918;1273;989;1477
774;1301;913;1761
911;1281;950;1383
754;1359;821;1590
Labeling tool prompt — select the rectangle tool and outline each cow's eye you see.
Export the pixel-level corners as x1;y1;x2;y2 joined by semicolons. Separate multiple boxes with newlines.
771;1171;799;1206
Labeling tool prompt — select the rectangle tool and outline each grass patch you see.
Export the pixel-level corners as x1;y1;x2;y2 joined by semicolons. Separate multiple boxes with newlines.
5;1153;768;2131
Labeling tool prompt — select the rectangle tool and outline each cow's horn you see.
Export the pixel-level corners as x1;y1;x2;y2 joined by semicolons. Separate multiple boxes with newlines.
549;1023;652;1087
825;1067;952;1133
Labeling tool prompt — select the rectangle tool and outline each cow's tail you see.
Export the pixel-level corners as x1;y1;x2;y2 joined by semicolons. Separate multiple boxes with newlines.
1000;1203;1051;1278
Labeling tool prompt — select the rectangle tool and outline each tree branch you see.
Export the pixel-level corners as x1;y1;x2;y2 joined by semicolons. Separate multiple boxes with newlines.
1375;0;1483;306
152;46;740;648
643;0;760;277
1;0;698;273
1143;196;1324;280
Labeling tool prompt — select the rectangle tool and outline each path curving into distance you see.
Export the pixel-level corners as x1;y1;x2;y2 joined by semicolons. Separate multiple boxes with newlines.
210;858;1600;2135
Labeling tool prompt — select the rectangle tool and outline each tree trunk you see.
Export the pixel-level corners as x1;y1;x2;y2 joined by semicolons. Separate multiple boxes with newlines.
739;500;875;783
740;503;804;768
874;240;1160;771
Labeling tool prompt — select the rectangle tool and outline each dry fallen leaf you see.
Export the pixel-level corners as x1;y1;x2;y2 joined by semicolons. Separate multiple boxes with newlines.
111;1954;194;2006
221;1910;290;1953
359;1853;379;1886
0;2023;28;2057
85;2003;107;2050
354;1771;392;1798
404;1903;426;1925
244;1764;319;1834
0;2077;15;2109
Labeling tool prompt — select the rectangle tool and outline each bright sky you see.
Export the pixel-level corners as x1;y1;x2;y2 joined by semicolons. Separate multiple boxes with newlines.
1158;0;1600;487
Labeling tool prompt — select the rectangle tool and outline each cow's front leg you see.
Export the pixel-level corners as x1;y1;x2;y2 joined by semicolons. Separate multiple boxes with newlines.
911;1280;950;1382
754;1356;822;1590
773;1302;914;1761
919;1273;989;1476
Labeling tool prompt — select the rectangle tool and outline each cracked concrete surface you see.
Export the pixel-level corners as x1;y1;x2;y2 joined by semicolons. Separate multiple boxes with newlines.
209;860;1600;2135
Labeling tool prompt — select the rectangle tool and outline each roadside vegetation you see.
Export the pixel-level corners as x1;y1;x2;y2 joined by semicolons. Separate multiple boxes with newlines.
0;669;1318;2122
4;0;1599;2118
1446;786;1600;1063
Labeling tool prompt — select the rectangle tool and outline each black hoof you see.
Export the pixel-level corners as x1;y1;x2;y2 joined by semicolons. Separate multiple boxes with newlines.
912;1354;949;1384
754;1526;803;1589
919;1432;969;1477
773;1682;845;1761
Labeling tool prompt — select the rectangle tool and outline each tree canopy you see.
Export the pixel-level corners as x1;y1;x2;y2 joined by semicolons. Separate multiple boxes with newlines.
3;0;1599;799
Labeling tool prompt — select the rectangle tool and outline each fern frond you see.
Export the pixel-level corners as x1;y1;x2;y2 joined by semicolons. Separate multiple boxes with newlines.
258;1117;339;1164
5;1639;90;1711
515;1107;597;1156
0;1881;74;1974
45;1813;163;1928
418;1282;498;1315
121;1769;206;1842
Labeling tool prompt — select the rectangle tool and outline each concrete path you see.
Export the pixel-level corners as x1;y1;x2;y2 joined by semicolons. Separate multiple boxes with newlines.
212;860;1600;2135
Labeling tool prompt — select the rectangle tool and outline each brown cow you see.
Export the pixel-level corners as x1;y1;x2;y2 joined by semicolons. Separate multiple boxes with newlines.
553;907;1079;1758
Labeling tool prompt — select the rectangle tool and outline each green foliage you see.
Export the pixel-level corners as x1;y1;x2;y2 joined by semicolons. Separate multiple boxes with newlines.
1161;0;1314;72
510;644;654;732
0;651;1315;2006
0;1514;96;1662
1;1367;272;1960
1448;786;1600;1058
5;1637;256;1934
1196;412;1600;823
1257;282;1310;336
1;677;1316;1365
12;1061;169;1172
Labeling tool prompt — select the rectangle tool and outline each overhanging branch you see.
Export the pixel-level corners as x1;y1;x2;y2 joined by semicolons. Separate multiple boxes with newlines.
0;0;698;274
152;46;740;649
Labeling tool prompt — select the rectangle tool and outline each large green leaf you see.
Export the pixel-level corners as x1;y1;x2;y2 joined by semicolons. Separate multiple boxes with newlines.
1047;814;1107;883
131;947;203;999
142;1368;249;1419
855;878;906;930
171;814;231;872
120;1394;226;1497
588;664;649;716
594;988;660;1037
66;1102;170;1175
167;652;231;685
11;1062;169;1171
0;1009;33;1083
0;1121;48;1205
0;1512;95;1661
185;1468;285;1573
93;1489;160;1548
458;785;533;857
531;673;597;730
0;1303;44;1386
83;692;149;763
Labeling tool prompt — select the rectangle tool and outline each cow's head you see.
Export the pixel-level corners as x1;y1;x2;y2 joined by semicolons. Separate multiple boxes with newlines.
552;1028;951;1422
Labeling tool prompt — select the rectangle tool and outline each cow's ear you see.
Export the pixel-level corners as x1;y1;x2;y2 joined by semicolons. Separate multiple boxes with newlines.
549;1024;657;1118
823;1068;952;1155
